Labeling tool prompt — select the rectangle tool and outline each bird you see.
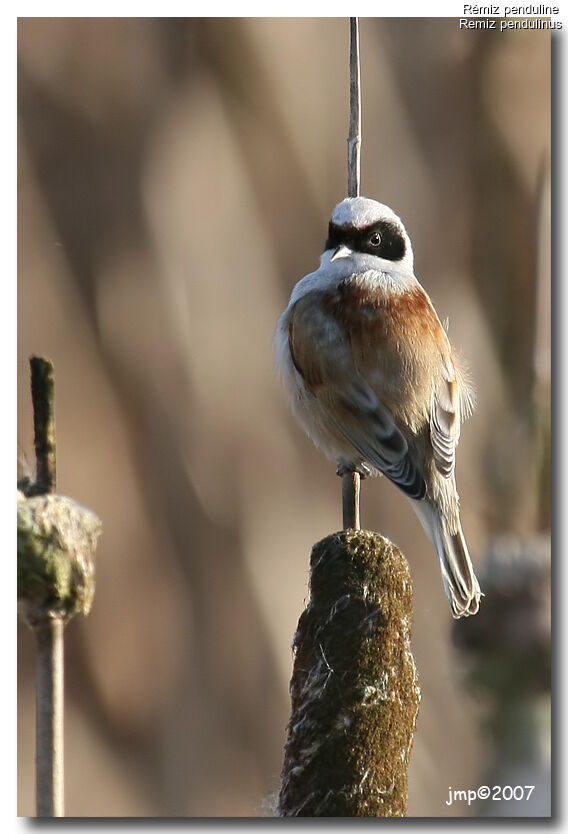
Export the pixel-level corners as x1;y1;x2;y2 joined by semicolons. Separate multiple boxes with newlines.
274;196;481;618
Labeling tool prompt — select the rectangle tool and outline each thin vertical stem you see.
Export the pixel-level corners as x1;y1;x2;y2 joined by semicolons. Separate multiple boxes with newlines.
30;357;56;495
35;620;64;817
342;471;360;530
29;355;63;815
348;17;361;199
344;17;362;529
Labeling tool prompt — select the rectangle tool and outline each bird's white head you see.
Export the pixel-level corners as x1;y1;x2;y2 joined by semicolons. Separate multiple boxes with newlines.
322;197;415;276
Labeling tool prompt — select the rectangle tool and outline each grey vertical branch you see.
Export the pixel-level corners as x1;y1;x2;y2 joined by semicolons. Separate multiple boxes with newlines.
29;357;63;818
18;356;101;817
35;621;64;816
343;16;362;529
347;16;361;200
342;471;360;530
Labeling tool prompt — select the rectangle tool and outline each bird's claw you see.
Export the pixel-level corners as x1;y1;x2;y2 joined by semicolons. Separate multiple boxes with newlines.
336;461;371;479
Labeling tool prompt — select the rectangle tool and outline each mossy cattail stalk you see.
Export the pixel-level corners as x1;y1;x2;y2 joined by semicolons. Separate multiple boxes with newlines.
278;530;420;817
18;357;100;817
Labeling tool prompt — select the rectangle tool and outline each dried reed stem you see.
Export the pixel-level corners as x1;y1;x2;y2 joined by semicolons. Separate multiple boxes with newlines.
347;17;361;200
35;621;64;817
29;356;56;496
342;470;360;530
343;17;362;529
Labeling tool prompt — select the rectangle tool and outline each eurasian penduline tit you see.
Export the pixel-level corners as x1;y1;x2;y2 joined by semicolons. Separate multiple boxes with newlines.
275;196;481;618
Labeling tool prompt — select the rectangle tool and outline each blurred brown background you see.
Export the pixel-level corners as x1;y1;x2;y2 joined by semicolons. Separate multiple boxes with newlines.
17;18;551;818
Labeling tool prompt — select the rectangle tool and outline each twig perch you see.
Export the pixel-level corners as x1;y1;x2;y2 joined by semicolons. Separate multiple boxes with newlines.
347;17;361;200
18;357;101;817
343;17;362;530
342;471;360;530
278;531;420;816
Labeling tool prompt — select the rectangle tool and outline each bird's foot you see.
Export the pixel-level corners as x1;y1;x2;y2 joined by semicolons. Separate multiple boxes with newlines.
336;461;372;479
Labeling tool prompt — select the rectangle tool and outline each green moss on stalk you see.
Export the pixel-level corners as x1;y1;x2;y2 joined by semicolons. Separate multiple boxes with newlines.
279;530;420;817
17;491;101;627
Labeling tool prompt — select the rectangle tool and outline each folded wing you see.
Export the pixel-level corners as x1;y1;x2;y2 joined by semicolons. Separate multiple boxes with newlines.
288;290;425;499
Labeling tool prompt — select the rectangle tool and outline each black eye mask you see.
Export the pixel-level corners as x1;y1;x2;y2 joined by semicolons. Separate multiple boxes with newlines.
324;219;406;262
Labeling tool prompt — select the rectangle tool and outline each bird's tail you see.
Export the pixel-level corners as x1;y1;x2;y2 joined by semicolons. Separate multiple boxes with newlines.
412;499;481;618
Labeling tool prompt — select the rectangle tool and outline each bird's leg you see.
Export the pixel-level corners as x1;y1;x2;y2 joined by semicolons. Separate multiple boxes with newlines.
336;460;371;479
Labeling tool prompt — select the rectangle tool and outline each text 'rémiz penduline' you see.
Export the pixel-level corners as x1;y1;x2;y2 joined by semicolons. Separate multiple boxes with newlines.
460;5;562;27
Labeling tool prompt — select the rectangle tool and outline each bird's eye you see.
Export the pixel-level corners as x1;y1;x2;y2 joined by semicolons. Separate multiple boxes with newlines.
369;231;382;247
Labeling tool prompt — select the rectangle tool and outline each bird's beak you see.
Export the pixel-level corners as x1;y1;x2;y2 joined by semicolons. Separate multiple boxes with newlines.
330;244;352;262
